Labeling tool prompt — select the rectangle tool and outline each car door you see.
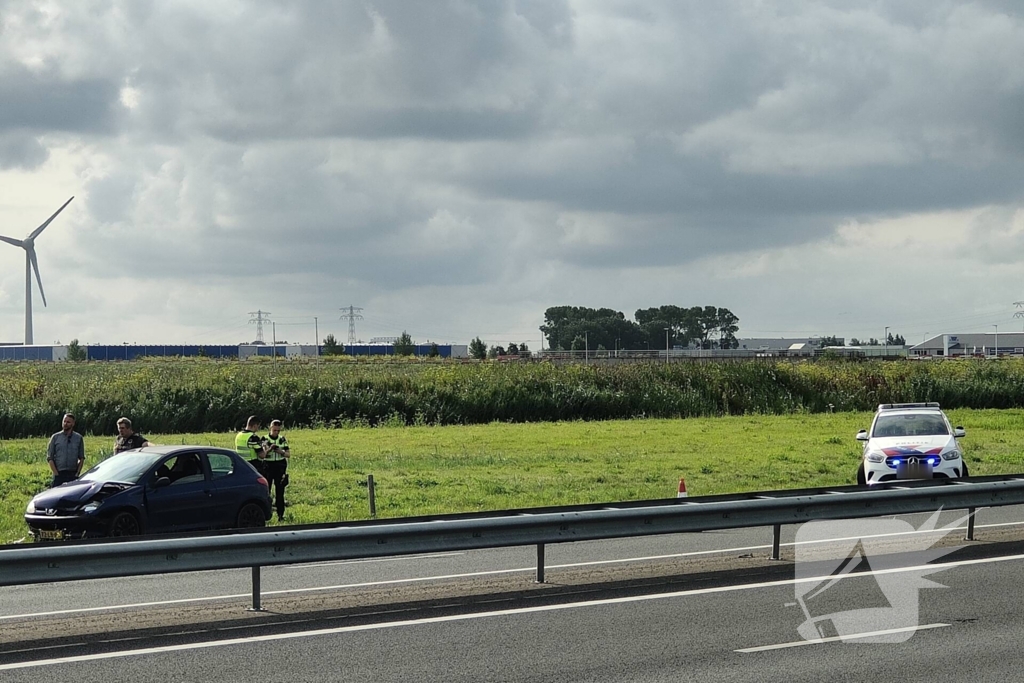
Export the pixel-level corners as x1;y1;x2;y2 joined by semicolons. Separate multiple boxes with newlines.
144;452;216;532
207;450;251;525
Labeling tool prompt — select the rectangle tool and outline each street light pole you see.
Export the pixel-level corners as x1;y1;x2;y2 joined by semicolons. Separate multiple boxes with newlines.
994;324;998;359
314;316;319;370
585;331;588;364
664;327;670;366
884;326;889;358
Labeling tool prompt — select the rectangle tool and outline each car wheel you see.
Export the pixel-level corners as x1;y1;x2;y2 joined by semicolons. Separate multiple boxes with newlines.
108;511;141;537
856;464;867;487
237;503;266;528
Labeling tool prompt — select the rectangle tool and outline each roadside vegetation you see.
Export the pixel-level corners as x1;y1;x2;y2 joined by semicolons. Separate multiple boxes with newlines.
2;409;1023;544
4;358;1024;439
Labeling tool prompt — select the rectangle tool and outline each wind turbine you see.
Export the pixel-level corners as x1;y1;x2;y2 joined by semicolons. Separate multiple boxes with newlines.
0;197;74;345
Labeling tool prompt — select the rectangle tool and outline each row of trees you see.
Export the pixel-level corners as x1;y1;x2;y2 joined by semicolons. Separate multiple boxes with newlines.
469;338;531;360
822;333;906;347
322;332;443;357
539;305;740;352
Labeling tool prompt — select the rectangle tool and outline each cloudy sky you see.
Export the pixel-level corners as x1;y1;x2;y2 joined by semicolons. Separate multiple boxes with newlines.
1;0;1023;349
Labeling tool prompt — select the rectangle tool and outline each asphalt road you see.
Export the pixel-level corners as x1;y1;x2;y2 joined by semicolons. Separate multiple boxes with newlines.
2;506;1024;681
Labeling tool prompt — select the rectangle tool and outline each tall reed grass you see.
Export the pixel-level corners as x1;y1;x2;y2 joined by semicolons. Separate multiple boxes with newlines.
1;358;1023;438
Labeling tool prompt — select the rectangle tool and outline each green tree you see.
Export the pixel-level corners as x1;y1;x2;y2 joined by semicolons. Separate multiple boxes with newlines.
519;342;531;357
469;336;487;360
428;342;440;358
714;308;740;349
887;332;906;346
541;306;645;352
635;305;694;349
818;335;842;348
394;331;415;356
322;334;345;356
66;339;87;362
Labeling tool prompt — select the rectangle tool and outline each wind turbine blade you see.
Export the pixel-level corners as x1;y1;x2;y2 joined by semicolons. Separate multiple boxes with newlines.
0;234;24;248
29;196;74;240
28;248;46;307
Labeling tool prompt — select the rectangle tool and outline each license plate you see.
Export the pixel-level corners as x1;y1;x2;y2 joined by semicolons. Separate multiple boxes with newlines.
38;529;65;541
896;461;933;480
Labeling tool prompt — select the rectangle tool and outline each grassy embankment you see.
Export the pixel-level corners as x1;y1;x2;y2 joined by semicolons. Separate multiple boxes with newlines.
2;408;1023;544
5;357;1024;438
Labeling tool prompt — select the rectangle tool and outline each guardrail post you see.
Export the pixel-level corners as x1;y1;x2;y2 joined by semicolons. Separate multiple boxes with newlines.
248;565;265;612
966;507;976;541
536;543;545;583
771;524;782;560
368;474;376;517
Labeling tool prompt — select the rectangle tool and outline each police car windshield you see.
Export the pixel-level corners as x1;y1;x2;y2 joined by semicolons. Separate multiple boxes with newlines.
79;451;163;484
872;414;949;438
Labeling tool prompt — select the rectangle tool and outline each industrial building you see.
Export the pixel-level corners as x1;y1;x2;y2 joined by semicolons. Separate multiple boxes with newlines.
909;333;1024;358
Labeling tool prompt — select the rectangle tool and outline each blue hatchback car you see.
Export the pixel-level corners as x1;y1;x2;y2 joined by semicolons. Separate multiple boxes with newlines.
25;446;272;541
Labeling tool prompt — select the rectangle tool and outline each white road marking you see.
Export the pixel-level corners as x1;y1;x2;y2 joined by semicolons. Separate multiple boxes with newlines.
735;623;950;652
0;518;1019;622
4;552;1021;671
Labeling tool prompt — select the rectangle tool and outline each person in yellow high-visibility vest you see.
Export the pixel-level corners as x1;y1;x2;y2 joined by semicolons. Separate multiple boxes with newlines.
235;415;269;474
263;419;291;522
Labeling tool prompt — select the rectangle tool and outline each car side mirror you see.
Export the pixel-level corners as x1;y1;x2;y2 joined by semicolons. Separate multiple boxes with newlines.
856;430;869;441
153;476;171;489
954;427;966;438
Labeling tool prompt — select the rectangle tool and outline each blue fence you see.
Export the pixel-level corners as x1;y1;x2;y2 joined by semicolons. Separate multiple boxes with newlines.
1;344;461;361
87;345;240;360
0;346;54;361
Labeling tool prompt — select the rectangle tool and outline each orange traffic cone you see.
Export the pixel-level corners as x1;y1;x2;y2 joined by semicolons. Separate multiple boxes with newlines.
677;478;688;498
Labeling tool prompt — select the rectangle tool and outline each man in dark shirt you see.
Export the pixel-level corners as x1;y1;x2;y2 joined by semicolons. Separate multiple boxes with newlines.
46;413;85;487
113;417;152;453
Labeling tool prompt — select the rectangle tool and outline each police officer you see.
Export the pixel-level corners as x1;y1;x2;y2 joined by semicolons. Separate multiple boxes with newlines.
263;419;290;522
235;415;269;473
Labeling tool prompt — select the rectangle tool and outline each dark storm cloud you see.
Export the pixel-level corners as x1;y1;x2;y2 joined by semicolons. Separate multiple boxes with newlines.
0;66;119;134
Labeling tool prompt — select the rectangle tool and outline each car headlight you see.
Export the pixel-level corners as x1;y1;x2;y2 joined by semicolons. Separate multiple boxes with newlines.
941;450;961;461
81;502;101;513
866;452;885;463
25;501;35;514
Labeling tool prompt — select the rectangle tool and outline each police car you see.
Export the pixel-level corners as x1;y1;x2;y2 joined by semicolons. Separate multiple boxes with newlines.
855;403;968;486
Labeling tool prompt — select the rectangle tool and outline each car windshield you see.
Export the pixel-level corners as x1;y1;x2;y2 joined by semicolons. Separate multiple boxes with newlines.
873;413;949;438
79;451;164;484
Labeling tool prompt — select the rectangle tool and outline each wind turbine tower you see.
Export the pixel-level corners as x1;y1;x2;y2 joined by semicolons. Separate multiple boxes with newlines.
0;197;74;345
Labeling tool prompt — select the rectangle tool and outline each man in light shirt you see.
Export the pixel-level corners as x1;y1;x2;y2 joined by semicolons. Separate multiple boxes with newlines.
46;413;85;487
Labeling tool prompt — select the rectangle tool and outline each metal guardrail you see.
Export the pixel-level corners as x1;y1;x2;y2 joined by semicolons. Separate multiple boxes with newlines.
3;474;1024;609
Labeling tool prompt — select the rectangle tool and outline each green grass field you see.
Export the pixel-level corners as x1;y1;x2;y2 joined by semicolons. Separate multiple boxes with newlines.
2;409;1023;544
